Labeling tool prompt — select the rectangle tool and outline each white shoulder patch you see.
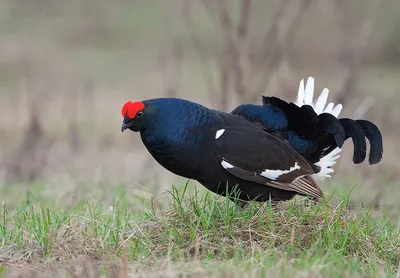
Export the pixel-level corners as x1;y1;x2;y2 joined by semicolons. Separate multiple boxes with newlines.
215;129;225;139
260;162;300;180
221;159;234;169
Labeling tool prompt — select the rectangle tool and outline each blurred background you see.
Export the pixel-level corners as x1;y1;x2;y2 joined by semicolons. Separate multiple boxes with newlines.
0;0;399;215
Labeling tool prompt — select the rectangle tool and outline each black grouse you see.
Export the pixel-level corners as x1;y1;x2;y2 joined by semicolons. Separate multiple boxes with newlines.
121;77;383;203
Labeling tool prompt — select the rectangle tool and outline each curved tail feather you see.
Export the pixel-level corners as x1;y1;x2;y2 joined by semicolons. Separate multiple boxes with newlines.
232;76;383;181
339;118;367;164
356;120;383;164
295;77;343;118
318;113;346;148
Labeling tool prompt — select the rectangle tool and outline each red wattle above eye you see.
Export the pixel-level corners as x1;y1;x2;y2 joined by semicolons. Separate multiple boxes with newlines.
121;101;144;119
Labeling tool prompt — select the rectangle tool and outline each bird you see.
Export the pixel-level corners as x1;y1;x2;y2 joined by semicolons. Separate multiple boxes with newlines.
121;77;383;204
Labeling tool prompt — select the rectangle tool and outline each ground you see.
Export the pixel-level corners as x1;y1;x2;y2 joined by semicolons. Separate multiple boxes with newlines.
0;184;399;277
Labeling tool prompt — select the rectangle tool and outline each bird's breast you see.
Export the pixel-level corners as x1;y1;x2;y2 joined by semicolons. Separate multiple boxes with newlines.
140;129;207;179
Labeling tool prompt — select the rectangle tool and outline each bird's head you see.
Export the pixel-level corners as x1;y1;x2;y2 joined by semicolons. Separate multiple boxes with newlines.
121;97;203;134
121;100;152;132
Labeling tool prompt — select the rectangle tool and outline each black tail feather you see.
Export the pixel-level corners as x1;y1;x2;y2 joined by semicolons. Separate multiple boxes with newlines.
262;96;288;109
296;105;320;137
261;95;383;166
319;113;346;148
356;120;383;165
262;96;319;138
339;118;367;164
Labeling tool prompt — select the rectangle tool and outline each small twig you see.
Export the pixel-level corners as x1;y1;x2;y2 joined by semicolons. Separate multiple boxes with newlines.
352;97;374;119
255;0;292;67
237;0;251;41
219;48;231;111
335;0;384;104
214;0;246;101
159;39;184;98
182;1;218;100
251;0;313;102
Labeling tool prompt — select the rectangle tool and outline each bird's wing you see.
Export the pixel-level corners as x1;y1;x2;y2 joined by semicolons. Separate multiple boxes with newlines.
214;125;323;200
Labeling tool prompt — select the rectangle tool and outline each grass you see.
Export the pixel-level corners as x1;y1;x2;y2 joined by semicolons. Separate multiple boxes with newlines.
0;184;399;277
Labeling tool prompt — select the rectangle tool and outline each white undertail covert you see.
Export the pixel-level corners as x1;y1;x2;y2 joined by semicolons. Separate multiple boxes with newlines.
294;77;343;180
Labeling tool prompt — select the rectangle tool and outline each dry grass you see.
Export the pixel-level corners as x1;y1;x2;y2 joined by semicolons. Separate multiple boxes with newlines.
2;259;389;278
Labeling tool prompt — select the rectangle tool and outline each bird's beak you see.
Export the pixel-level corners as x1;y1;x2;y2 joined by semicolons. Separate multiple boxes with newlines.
121;120;130;132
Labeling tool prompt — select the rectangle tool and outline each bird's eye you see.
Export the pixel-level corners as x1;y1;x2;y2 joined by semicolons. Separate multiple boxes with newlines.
136;111;144;117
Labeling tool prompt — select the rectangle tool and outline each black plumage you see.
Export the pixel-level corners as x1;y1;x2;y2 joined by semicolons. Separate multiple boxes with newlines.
122;98;323;203
121;77;383;204
234;78;383;168
356;120;383;164
339;118;367;164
